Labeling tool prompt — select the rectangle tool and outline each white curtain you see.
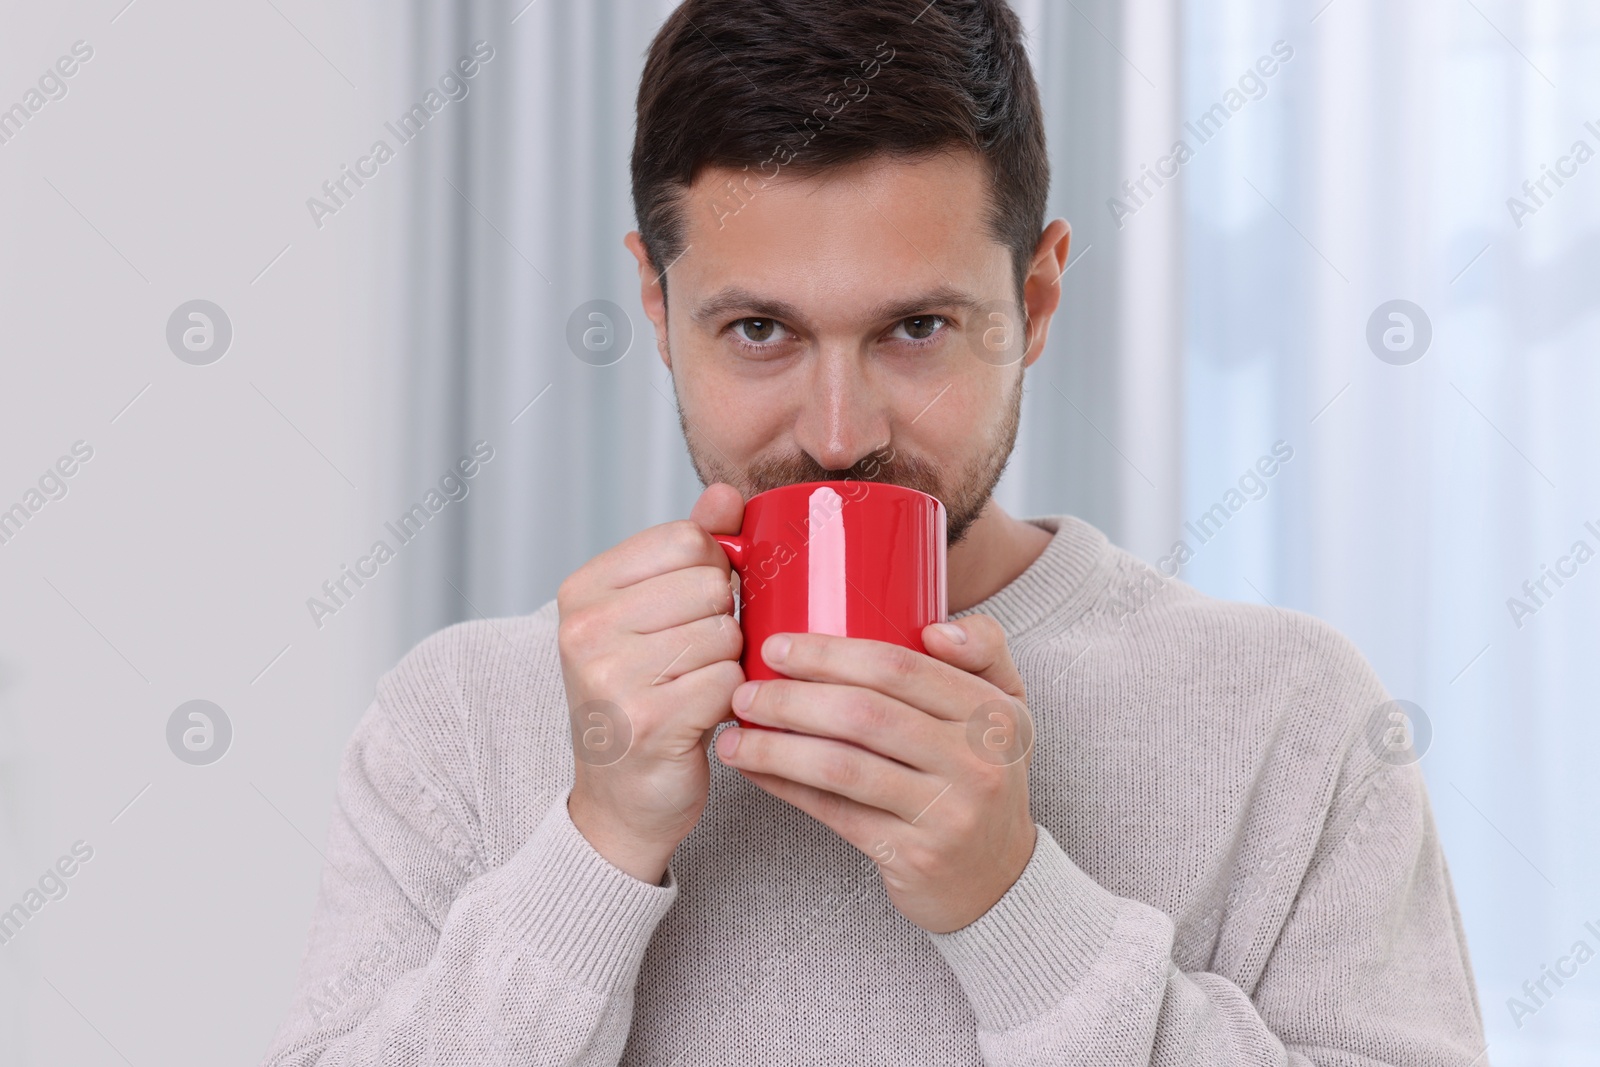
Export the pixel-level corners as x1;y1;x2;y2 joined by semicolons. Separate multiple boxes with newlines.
1175;0;1600;1062
395;0;1597;1062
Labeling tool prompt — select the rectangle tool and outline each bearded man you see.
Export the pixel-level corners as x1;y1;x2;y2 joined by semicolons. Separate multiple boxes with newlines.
262;1;1487;1063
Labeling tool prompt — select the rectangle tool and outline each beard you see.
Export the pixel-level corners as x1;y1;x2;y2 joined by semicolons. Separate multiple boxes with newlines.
675;371;1024;547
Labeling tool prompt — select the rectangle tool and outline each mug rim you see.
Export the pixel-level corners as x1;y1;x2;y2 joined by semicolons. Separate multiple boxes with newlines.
743;479;945;509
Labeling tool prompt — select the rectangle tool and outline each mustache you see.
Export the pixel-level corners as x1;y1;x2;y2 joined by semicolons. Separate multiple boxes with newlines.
743;447;945;501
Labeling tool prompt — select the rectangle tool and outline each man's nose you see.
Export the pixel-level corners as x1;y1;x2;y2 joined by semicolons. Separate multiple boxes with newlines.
791;346;891;473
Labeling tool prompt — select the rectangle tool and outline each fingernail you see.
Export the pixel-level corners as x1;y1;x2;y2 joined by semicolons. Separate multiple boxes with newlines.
764;634;791;665
732;680;760;713
718;728;741;759
932;622;967;644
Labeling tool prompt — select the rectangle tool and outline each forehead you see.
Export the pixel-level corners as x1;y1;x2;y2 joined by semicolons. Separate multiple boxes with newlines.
672;150;1009;313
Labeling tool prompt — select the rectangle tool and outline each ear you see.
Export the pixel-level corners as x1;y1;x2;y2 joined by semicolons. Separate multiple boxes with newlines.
1020;218;1071;370
624;230;673;370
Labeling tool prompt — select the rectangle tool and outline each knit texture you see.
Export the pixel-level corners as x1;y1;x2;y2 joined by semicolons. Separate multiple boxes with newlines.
261;515;1489;1065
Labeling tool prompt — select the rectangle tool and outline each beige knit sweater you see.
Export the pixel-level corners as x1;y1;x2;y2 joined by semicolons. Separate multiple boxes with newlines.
261;515;1488;1065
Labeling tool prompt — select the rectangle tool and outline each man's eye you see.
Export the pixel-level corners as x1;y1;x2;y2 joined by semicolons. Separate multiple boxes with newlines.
732;318;787;344
891;315;948;342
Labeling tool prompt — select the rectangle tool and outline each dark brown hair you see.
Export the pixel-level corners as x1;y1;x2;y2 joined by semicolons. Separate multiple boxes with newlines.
631;0;1048;305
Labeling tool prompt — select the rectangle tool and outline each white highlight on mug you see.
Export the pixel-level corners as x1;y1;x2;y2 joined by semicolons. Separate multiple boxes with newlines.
808;486;848;635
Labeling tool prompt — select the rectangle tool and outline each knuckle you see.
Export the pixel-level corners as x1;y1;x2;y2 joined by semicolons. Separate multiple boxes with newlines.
963;613;1000;643
972;763;1013;802
705;657;746;694
773;632;809;669
586;653;625;695
702;612;742;658
557;611;592;658
946;801;984;840
667;519;709;559
818;788;852;826
556;572;585;614
697;610;738;654
700;568;734;613
841;690;890;738
766;679;800;719
562;604;618;657
819;747;862;791
810;637;839;671
771;675;806;716
882;643;920;680
979;764;1017;806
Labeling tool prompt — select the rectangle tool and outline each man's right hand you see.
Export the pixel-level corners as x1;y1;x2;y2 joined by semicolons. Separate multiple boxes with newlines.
557;483;746;885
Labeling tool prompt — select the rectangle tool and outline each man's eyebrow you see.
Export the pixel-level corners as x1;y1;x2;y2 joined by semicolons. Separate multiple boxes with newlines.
690;288;806;327
689;284;988;328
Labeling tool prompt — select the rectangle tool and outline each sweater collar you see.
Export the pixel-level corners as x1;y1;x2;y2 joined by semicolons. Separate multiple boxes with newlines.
948;515;1110;641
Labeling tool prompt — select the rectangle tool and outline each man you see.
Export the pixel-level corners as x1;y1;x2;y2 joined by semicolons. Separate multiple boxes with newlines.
263;0;1488;1063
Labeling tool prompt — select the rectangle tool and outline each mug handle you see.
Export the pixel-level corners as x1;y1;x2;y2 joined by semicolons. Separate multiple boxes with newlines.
710;533;745;575
708;532;760;729
710;532;746;626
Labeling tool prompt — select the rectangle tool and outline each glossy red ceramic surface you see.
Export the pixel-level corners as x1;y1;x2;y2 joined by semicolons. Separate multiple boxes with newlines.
713;481;948;729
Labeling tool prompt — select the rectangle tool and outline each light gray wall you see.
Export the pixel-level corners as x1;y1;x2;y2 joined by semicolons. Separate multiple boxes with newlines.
0;2;404;1062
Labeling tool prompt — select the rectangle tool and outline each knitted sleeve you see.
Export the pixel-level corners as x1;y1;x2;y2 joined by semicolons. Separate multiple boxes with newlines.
927;618;1487;1066
258;646;676;1066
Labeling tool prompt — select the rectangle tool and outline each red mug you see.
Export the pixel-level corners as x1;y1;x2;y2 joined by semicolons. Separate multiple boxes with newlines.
712;481;948;730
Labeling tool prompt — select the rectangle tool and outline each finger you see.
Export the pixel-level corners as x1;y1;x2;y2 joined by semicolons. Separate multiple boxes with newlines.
643;657;745;738
732;678;958;776
755;632;983;723
920;614;1027;701
568;520;730;600
634;612;742;686
735;767;896;861
689;482;745;536
716;724;940;825
602;564;735;635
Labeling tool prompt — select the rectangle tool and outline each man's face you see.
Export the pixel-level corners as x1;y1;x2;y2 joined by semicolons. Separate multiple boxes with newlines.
629;150;1064;544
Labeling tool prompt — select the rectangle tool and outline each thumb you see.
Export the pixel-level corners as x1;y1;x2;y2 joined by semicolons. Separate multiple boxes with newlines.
690;481;745;536
922;614;1027;701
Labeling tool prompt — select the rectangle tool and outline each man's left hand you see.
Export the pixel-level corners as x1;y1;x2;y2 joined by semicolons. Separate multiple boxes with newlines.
714;615;1037;934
